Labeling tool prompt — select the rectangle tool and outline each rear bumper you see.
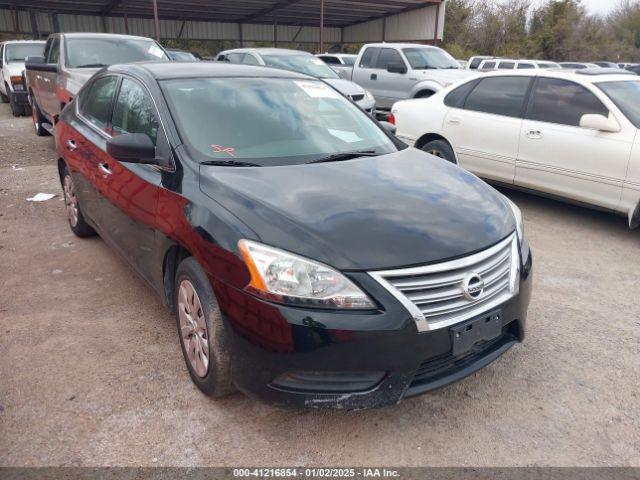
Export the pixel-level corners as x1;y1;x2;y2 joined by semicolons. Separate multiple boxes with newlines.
214;244;533;409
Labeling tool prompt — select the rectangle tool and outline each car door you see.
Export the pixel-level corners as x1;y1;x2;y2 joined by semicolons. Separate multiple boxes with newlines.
94;75;166;281
40;36;60;116
516;77;633;210
443;75;533;183
63;74;120;224
371;48;413;109
352;47;381;100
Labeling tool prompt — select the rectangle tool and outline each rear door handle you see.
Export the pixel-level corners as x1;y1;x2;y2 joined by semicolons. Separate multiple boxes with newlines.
98;163;112;176
66;139;77;151
371;73;377;80
526;129;543;139
448;118;461;126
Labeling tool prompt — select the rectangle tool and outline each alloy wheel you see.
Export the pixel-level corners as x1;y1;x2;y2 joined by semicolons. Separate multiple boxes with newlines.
178;279;210;378
63;174;79;227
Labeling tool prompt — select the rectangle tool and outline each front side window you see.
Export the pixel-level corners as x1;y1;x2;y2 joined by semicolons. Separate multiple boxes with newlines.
341;56;356;66
528;78;608;127
226;53;245;64
359;47;379;68
65;37;168;68
319;56;340;65
80;75;118;131
5;42;45;63
242;54;260;65
402;47;460;70
469;57;484;69
498;61;515;70
597;80;640;128
161;77;398;167
482;61;496;70
261;54;339;79
112;78;159;143
376;48;405;70
48;38;60;64
464;76;531;118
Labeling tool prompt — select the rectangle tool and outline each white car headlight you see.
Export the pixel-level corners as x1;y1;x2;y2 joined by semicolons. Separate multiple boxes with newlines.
364;90;375;103
505;197;524;243
239;240;375;309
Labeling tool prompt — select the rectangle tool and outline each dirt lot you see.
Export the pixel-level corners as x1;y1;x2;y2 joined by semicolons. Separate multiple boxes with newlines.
0;102;639;467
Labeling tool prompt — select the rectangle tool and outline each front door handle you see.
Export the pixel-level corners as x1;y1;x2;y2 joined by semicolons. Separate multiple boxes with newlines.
448;118;461;126
371;73;377;80
98;162;112;176
526;129;543;139
66;139;77;151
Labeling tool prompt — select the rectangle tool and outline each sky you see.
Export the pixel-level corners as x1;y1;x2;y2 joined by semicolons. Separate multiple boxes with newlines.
492;0;627;16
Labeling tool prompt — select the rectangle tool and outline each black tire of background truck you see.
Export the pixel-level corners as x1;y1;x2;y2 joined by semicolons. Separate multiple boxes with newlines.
421;139;457;164
174;256;235;398
31;96;50;136
9;93;26;117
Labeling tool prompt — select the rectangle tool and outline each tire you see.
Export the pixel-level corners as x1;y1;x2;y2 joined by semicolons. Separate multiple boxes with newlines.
31;95;50;136
8;93;25;117
174;257;235;398
421;139;457;164
61;165;96;237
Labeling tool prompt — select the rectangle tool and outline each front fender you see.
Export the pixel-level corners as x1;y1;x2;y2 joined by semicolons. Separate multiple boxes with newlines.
409;80;445;98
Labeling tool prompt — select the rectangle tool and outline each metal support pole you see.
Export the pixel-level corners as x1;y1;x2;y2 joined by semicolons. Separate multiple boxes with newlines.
434;2;440;45
239;23;244;47
51;13;60;33
29;10;38;39
11;6;19;34
274;19;278;47
178;19;186;39
123;0;129;34
382;16;386;42
319;0;324;53
152;0;160;41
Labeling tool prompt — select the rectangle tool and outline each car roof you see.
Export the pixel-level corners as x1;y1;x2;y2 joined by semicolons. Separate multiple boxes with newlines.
480;68;637;84
106;61;314;81
362;43;441;49
60;32;155;41
220;48;311;56
1;40;46;45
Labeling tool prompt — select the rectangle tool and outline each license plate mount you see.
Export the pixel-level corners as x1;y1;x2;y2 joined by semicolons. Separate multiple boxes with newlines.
450;310;503;356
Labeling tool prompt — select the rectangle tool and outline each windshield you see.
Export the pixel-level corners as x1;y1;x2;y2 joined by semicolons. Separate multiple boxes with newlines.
261;54;339;79
341;56;356;66
65;37;168;68
169;50;198;61
597;80;640;128
161;77;397;166
402;47;460;70
5;43;44;63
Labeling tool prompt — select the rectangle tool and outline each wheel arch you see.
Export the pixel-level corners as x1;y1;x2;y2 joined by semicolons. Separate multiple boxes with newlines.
162;244;193;312
629;200;640;229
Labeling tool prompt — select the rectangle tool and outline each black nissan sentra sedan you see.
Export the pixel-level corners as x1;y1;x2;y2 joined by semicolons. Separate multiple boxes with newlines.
56;62;532;409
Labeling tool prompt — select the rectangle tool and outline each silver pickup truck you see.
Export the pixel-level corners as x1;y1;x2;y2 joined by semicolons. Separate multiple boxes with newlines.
25;32;168;136
347;43;476;112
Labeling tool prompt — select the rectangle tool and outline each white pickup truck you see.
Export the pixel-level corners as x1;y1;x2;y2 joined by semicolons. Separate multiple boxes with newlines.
346;43;476;112
0;40;45;116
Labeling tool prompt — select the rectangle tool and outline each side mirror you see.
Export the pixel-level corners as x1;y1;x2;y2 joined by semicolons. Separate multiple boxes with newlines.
25;56;57;72
379;121;397;135
107;133;157;164
579;113;620;133
387;63;407;74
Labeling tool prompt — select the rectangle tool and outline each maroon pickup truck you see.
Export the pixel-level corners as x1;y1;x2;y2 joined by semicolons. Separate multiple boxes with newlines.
25;32;168;136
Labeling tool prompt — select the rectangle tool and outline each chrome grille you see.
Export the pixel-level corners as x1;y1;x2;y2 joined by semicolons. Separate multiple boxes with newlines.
369;234;519;331
350;94;365;102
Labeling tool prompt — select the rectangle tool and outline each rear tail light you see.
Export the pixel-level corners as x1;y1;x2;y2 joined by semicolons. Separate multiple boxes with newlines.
388;113;396;125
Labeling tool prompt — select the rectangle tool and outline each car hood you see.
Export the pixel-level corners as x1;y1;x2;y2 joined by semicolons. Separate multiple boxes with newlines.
417;69;476;85
5;63;26;77
199;148;515;271
323;77;365;96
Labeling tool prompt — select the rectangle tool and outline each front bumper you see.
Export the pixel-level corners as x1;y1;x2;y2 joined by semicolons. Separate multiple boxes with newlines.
213;243;532;409
9;89;29;105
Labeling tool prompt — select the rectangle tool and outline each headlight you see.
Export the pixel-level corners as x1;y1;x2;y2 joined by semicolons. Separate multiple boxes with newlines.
505;197;524;243
239;240;375;309
10;75;24;91
364;90;375;103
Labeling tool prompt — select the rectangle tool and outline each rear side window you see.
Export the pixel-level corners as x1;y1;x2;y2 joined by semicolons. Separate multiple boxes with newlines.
444;80;478;108
359;47;379;68
81;75;118;131
375;48;404;70
469;58;484;69
498;61;515;69
226;53;245;64
527;78;608;126
320;56;340;65
517;63;535;69
464;76;531;118
482;61;496;69
111;77;159;143
242;54;260;65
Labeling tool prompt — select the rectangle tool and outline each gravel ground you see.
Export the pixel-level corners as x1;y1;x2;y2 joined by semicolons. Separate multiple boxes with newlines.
0;103;639;467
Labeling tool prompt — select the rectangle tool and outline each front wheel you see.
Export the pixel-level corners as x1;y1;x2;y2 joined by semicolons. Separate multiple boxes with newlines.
421;139;457;164
175;257;235;398
61;166;96;237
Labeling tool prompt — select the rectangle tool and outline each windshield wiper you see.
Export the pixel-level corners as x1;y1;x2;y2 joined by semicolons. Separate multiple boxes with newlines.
307;150;381;164
200;160;262;167
74;63;108;68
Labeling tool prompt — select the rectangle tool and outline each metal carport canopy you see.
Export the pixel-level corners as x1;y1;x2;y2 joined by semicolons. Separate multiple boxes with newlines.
3;0;441;27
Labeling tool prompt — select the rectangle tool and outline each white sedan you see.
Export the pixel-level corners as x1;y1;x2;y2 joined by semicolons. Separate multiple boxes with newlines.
392;69;640;228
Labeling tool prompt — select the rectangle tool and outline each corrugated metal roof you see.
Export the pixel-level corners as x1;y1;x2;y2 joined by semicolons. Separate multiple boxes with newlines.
0;0;442;27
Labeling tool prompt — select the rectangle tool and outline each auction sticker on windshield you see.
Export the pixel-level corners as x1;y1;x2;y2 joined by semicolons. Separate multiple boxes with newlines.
295;81;341;99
